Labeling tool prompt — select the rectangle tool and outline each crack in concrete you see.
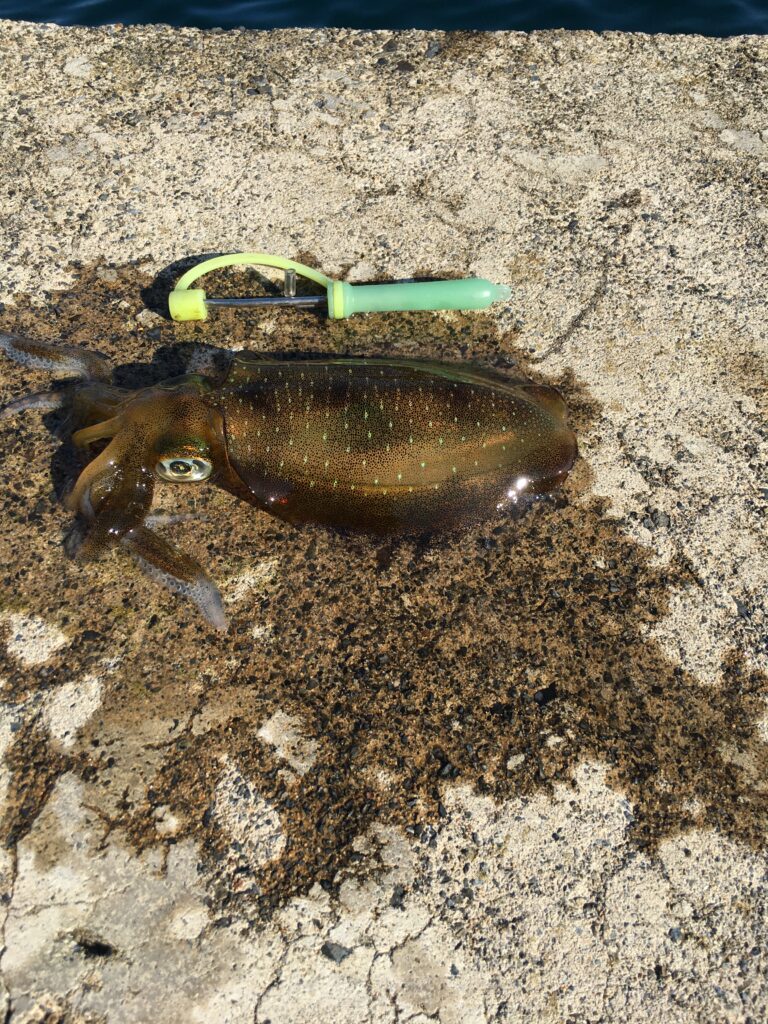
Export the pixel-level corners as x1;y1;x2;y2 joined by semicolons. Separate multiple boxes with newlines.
251;917;293;1024
0;845;18;1024
533;209;639;363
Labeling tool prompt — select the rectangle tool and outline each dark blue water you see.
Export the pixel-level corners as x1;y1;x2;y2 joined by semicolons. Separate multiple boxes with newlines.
1;0;766;35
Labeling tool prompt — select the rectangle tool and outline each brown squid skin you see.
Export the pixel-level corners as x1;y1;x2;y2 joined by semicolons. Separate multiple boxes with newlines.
0;334;577;628
217;355;577;533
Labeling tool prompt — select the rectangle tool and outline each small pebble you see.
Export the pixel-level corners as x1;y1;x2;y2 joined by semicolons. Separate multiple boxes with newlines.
321;941;352;964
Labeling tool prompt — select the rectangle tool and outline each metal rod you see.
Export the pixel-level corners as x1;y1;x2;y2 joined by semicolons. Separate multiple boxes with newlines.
205;296;327;309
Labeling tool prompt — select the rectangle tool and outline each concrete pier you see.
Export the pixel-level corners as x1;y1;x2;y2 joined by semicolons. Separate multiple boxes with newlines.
0;21;766;1022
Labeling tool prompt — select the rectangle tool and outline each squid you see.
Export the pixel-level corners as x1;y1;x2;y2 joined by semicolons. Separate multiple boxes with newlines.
0;333;577;629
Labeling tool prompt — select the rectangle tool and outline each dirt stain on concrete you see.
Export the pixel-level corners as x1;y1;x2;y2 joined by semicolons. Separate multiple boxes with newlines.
0;263;765;917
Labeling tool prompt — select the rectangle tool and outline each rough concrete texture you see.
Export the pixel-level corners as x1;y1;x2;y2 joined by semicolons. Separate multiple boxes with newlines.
0;20;766;1023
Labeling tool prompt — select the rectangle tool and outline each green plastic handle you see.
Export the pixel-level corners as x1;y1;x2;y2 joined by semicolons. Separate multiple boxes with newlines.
328;278;511;319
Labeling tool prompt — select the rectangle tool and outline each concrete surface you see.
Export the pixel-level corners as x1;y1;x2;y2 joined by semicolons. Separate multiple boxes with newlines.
0;20;766;1023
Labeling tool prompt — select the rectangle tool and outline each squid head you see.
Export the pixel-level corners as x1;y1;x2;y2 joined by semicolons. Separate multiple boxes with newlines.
1;333;230;629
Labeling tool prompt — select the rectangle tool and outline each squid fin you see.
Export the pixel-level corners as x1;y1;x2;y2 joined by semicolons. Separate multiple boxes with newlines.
519;384;568;423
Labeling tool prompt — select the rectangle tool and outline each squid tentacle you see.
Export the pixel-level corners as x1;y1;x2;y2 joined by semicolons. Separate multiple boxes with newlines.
74;472;156;559
71;416;124;448
0;332;112;381
1;334;119;430
0;389;68;419
65;434;131;514
63;422;157;562
121;525;227;631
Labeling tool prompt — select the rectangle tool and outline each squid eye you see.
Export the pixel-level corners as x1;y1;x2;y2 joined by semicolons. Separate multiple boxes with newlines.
156;457;212;482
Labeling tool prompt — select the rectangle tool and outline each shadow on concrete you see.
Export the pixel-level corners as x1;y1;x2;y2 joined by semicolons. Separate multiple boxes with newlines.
0;261;765;917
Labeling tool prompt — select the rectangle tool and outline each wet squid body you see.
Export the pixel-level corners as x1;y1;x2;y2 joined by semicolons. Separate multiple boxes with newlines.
0;334;577;629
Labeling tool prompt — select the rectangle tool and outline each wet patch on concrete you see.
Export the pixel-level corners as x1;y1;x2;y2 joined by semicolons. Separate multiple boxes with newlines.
0;263;765;920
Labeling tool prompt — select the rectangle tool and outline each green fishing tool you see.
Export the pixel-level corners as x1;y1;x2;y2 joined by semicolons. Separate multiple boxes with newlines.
168;252;511;322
